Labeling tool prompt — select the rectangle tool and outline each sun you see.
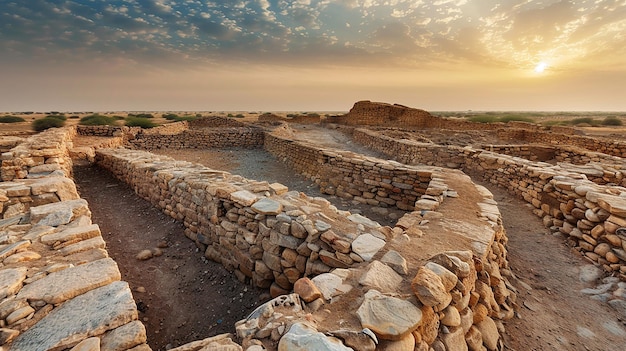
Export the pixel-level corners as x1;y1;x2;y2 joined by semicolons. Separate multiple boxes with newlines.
534;62;548;73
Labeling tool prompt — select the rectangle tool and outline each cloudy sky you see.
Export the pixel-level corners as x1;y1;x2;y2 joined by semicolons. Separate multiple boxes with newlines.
1;0;625;112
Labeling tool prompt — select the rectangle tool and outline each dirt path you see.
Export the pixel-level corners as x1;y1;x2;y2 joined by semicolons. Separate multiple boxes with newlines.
74;165;266;351
483;183;626;351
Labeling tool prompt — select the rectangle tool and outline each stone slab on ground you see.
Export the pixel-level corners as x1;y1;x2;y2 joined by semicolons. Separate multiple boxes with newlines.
16;257;121;304
10;281;138;351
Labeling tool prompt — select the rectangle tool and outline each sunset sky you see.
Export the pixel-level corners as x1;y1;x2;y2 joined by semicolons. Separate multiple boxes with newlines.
1;0;625;112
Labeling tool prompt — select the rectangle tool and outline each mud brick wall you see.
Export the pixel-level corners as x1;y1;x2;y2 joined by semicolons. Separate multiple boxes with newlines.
352;128;626;279
127;128;265;149
1;127;76;181
263;133;436;211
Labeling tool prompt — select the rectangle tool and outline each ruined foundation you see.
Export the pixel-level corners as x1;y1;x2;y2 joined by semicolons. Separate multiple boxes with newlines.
1;101;625;350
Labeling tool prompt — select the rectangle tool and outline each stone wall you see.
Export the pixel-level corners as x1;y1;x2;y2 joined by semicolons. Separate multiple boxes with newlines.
0;128;149;350
264;133;437;211
127;128;265;149
95;146;518;351
95;148;389;294
1;126;76;181
76;125;136;137
352;128;626;279
189;116;248;128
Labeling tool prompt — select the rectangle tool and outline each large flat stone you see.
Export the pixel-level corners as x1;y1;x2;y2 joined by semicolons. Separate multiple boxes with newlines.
351;234;386;261
357;290;422;341
11;281;138;351
30;177;79;201
230;190;258;206
30;199;91;227
17;257;121;304
41;224;101;246
100;321;147;351
0;267;28;299
251;198;283;215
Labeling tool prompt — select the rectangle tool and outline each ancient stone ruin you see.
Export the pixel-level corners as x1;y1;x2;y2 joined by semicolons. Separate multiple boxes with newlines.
1;101;625;350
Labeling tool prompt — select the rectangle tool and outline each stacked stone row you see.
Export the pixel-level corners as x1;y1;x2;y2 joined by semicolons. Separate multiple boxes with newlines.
0;128;149;350
127;128;265;149
264;133;437;211
352;127;626;280
1;127;75;181
95;148;386;295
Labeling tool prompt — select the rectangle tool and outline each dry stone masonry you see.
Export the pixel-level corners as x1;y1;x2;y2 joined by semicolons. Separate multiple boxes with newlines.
4;103;624;350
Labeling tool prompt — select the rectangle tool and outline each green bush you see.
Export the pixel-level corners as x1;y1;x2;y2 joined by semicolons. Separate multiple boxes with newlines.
162;113;179;120
498;115;535;123
128;113;154;118
69;115;80;119
0;115;26;123
601;117;623;126
235;114;244;118
467;115;499;123
32;117;65;131
45;114;67;121
570;117;596;125
126;117;157;128
79;114;118;126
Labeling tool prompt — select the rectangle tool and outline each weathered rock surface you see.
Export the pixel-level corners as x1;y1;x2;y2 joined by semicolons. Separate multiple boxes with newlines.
11;281;138;351
357;290;422;341
278;323;352;351
17;257;121;304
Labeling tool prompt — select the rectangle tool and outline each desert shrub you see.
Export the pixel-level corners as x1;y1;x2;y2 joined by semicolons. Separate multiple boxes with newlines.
69;115;80;119
570;117;596;125
79;114;117;126
498;115;535;123
162;113;179;120
0;115;26;123
306;113;320;117
601;117;623;126
128;113;154;118
467;115;499;123
227;113;234;117
45;114;67;121
32;117;65;131
235;114;244;118
126;117;157;128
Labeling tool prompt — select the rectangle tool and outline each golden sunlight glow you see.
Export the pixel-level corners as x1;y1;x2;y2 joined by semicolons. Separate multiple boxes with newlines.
534;62;548;73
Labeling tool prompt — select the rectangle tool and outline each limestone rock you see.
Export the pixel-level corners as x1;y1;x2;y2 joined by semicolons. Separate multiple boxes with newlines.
378;332;414;351
17;257;121;304
29;199;91;226
411;266;450;307
381;250;408;275
278;322;352;351
30;176;79;201
6;305;35;325
230;190;258;206
168;334;241;351
359;260;403;293
311;273;351;301
100;321;147;351
429;253;471;278
424;262;458;292
293;278;322;303
476;317;499;351
441;326;468;351
441;305;461;327
11;281;138;351
40;224;101;246
0;328;20;345
0;267;28;299
348;214;381;228
70;337;101;351
351;234;386;261
251;198;283;215
465;326;483;351
136;250;153;261
326;329;377;351
357;290;422;341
